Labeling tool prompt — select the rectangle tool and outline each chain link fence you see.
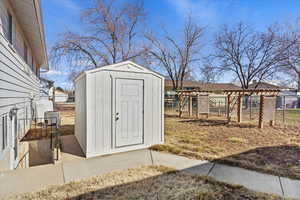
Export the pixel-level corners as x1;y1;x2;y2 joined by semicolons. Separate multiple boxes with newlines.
165;95;300;126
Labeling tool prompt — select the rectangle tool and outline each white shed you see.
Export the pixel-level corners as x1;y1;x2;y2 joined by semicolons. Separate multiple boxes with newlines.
74;61;164;158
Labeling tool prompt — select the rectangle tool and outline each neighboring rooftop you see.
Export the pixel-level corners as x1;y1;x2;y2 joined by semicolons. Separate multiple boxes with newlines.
248;82;291;90
164;80;241;91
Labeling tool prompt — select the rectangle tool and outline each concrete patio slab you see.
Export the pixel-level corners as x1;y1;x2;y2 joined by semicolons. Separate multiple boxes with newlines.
209;163;283;196
151;150;213;175
0;163;64;198
183;162;215;176
280;177;300;199
1;149;299;199
63;149;152;183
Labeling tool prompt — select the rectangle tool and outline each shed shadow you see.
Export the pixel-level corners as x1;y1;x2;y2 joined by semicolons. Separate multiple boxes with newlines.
60;135;85;160
179;118;257;128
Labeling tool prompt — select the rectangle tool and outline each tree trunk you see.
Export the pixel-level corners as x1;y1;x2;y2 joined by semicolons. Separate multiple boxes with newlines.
297;72;300;108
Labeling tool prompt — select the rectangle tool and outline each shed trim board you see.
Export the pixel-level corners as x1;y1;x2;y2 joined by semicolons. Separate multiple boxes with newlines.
74;61;164;82
75;61;164;158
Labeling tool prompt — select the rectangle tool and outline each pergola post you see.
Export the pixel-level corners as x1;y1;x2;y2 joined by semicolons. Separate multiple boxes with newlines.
237;95;242;123
196;95;200;118
227;94;231;121
188;96;193;117
249;96;252;120
259;95;264;129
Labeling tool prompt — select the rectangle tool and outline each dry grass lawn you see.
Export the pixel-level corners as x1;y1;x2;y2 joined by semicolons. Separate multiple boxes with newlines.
55;103;75;136
8;166;283;200
58;110;75;136
152;113;300;180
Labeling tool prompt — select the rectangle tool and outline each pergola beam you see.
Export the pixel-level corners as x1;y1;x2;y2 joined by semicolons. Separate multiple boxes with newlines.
177;88;280;129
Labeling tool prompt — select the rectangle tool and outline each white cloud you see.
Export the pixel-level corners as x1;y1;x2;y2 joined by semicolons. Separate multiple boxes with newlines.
166;0;237;25
61;81;73;87
53;0;80;11
43;69;68;76
167;0;216;21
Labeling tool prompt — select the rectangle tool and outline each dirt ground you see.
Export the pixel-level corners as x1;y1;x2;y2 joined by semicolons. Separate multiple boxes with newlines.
152;113;300;180
8;166;282;200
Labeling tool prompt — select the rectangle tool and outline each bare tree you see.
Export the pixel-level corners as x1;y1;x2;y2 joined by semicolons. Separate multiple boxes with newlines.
198;57;220;83
51;0;147;77
213;22;289;89
279;27;300;91
145;16;205;91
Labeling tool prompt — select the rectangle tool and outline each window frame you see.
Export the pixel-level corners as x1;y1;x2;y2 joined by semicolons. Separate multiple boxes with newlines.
24;42;28;64
7;10;13;45
31;54;34;71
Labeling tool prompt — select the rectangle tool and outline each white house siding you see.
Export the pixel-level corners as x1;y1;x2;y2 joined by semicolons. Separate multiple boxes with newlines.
54;91;69;103
0;0;41;171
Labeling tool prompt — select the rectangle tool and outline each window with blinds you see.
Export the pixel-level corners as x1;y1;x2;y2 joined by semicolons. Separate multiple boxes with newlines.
1;115;8;151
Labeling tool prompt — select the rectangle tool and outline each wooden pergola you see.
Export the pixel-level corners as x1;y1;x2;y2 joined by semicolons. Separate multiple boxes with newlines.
177;89;280;129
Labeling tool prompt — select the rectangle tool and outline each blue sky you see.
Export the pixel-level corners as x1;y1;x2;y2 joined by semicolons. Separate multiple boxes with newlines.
41;0;300;89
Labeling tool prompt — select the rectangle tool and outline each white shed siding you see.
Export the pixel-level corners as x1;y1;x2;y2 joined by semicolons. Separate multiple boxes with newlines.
151;77;163;144
75;76;87;154
75;61;164;158
0;0;42;170
89;71;112;155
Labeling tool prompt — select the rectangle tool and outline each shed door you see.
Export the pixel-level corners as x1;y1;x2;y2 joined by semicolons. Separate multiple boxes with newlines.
115;78;144;147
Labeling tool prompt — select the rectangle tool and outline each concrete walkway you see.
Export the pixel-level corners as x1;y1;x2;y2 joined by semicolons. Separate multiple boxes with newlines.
0;149;299;199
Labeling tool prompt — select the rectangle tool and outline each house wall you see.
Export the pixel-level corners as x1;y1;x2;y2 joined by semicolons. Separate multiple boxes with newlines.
55;91;69;103
78;69;164;158
0;0;41;171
